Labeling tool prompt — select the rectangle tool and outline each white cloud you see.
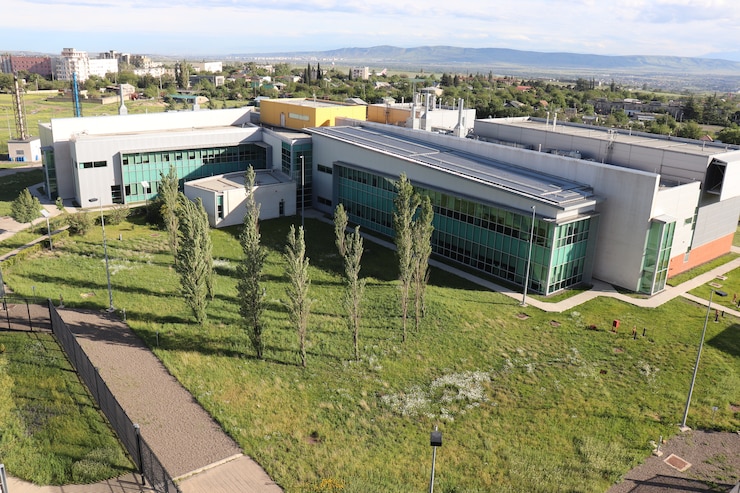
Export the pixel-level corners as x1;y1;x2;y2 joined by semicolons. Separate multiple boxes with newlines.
3;0;740;58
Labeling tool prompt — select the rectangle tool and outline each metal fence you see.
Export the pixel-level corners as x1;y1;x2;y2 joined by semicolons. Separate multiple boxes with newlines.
48;301;180;493
0;296;51;332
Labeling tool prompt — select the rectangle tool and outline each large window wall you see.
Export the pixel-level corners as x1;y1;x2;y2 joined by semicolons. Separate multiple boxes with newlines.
639;219;675;294
42;147;57;199
121;143;267;203
334;164;595;295
281;142;312;209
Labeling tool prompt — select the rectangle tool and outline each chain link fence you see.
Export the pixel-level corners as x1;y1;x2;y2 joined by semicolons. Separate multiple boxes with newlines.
48;301;180;493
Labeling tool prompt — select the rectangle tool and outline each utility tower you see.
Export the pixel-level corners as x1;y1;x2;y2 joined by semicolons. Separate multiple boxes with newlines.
12;73;29;140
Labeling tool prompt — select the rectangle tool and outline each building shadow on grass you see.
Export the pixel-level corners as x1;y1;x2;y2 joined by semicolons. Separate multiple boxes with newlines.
708;323;740;358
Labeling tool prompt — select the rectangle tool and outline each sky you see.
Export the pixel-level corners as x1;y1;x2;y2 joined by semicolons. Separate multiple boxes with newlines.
4;0;740;60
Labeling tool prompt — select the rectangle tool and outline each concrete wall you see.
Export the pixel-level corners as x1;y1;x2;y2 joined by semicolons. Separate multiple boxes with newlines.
653;182;702;264
184;173;296;228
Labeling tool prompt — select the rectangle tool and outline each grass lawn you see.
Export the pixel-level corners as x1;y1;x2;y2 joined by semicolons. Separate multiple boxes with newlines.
688;266;740;312
0;331;134;484
0;169;45;217
2;215;739;492
735;224;740;248
667;252;740;287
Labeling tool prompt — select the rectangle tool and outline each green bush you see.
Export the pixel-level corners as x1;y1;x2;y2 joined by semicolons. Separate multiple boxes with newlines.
66;211;94;235
1;243;43;268
106;205;130;226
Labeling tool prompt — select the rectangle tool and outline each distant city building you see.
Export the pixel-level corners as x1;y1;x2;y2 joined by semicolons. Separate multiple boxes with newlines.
0;54;53;77
190;74;225;87
191;61;223;73
55;48;119;82
351;66;370;80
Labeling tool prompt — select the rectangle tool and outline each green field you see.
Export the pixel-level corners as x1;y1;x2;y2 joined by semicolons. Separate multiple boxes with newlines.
0;331;134;484
2;215;738;492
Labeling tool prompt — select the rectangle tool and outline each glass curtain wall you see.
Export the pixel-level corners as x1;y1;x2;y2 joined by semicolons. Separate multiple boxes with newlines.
335;164;594;295
639;219;675;294
121;143;267;203
281;142;313;209
42;147;57;199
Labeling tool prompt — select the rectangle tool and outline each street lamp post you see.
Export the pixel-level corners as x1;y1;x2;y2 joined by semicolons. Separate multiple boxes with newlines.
40;208;52;250
89;198;115;313
521;205;536;306
299;154;305;229
429;427;442;493
680;289;727;430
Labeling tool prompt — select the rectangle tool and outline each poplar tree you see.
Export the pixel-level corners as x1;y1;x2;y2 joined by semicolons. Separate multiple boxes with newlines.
334;203;348;258
175;194;213;324
412;195;434;331
343;226;365;361
285;225;311;367
238;167;268;358
159;165;180;255
393;173;419;342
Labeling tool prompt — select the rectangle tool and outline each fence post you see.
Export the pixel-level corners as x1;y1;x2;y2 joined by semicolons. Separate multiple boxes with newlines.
4;299;10;330
134;423;146;486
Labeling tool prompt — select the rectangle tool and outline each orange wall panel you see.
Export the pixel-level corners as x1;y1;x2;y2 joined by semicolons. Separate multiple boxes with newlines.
668;233;734;277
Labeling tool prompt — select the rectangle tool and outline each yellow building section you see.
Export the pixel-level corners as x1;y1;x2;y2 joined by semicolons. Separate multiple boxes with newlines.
259;98;366;130
367;105;414;126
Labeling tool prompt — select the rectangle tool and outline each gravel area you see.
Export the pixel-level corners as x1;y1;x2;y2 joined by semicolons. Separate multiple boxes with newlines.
57;308;243;478
607;430;740;493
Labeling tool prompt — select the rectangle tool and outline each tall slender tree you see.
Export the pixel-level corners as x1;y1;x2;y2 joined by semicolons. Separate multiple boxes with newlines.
334;203;348;258
237;167;268;358
411;195;434;331
343;226;365;361
175;194;213;324
393;173;420;342
159;165;180;255
285;225;312;367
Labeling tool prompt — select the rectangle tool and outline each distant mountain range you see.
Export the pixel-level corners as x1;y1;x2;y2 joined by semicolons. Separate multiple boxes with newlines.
238;45;740;76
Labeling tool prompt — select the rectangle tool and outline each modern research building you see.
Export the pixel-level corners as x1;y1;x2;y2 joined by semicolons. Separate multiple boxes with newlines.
39;107;740;297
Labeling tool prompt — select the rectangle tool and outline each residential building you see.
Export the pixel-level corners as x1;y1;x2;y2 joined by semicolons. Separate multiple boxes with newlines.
55;48;118;82
351;67;370;80
0;54;53;77
191;61;223;73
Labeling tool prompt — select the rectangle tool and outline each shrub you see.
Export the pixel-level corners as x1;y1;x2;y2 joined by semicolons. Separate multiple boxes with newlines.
106;205;130;226
66;211;94;235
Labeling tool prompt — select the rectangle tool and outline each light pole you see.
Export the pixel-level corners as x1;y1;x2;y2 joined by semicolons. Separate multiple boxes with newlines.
40;208;52;250
89;198;115;313
141;180;149;212
521;205;536;306
299;154;305;229
429;426;442;493
680;289;727;430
